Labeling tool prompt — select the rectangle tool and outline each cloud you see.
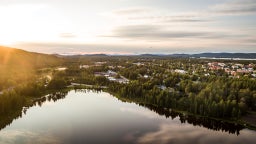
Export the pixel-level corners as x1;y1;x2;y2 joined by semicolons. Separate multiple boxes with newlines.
137;123;256;144
113;7;208;23
242;37;256;44
120;107;161;119
128;15;211;23
13;42;145;54
166;17;210;24
0;129;61;144
164;19;210;23
108;25;209;39
113;7;151;15
211;0;256;15
112;0;256;25
106;25;245;40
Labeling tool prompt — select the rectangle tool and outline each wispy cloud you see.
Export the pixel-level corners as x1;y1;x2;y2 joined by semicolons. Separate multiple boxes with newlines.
102;0;255;49
113;7;151;15
113;7;207;24
128;14;211;23
105;25;245;40
211;0;256;15
164;19;210;23
137;122;256;144
107;25;208;39
0;129;61;144
120;107;161;119
112;0;256;25
13;42;146;54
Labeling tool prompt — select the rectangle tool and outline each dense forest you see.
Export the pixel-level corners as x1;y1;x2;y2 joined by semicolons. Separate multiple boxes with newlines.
109;77;256;119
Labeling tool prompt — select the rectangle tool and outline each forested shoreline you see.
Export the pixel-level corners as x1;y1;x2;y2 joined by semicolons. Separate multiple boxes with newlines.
108;77;256;119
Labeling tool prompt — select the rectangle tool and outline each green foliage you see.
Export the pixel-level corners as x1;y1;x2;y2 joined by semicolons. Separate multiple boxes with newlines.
47;78;68;89
0;90;25;115
111;75;256;119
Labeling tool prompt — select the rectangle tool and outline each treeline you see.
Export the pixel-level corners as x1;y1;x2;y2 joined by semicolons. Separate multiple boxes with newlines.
0;90;69;131
137;103;243;135
109;76;256;119
0;69;70;116
0;90;25;115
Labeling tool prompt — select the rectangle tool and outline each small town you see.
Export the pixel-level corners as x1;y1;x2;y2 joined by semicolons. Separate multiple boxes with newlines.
79;59;256;83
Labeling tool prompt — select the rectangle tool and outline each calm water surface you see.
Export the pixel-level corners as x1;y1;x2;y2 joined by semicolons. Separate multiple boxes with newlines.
0;90;255;144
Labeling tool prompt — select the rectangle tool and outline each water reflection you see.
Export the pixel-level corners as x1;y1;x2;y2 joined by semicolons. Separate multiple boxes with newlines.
33;91;68;107
0;89;255;144
0;89;247;136
0;129;62;144
139;104;243;135
0;90;69;131
136;122;256;144
0;111;22;131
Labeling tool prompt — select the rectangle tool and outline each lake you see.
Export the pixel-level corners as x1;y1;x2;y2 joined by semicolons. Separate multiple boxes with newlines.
0;90;255;144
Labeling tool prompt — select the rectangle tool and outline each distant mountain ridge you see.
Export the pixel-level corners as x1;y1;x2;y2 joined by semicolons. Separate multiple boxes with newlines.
65;52;256;59
140;53;256;59
191;53;256;59
1;46;255;59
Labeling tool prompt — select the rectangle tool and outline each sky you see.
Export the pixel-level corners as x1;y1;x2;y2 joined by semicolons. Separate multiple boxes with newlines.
0;0;255;54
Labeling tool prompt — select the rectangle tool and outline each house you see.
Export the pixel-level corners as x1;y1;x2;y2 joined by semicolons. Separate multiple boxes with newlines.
95;70;129;84
107;70;117;76
108;77;116;81
56;67;67;71
80;65;90;69
116;78;129;84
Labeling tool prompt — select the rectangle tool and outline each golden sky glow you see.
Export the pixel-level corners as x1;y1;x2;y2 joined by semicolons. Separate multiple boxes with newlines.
0;0;256;54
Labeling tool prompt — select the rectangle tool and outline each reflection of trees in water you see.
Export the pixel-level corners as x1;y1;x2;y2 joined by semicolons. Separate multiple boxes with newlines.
76;89;245;135
0;110;23;131
0;89;245;135
140;103;244;135
0;89;103;131
34;91;69;106
0;90;69;131
0;89;104;131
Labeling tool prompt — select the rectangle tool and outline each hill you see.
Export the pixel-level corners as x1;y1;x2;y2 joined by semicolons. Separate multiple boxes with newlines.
64;53;256;59
0;46;63;68
0;46;64;90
